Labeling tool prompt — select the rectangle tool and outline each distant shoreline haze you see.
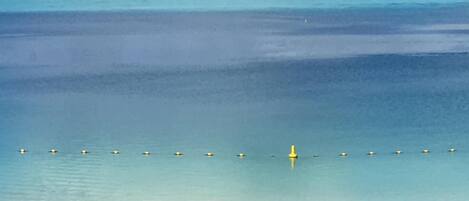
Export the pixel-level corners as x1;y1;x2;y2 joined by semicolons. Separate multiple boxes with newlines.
0;0;468;12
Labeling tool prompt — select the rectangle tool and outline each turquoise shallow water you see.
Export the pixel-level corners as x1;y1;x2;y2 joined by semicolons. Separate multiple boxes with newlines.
2;5;469;201
1;151;469;200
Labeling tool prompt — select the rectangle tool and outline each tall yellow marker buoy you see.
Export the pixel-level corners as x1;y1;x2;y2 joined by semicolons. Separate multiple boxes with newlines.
289;145;298;158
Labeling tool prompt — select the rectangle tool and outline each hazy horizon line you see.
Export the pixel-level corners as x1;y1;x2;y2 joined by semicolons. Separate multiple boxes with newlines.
0;1;468;13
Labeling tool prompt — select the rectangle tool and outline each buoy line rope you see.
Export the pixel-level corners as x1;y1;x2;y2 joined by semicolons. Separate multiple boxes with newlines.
16;145;458;158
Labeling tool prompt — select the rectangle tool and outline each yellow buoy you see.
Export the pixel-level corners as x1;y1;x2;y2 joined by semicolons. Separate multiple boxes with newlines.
288;145;298;158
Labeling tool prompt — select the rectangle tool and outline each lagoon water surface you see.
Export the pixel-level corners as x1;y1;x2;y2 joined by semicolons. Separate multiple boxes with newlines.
1;4;469;201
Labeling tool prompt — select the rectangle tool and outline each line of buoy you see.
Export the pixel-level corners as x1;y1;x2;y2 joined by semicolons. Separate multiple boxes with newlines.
16;146;461;158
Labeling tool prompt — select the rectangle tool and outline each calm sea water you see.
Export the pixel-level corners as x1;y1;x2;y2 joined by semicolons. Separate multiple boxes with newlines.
1;4;469;201
1;0;469;12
